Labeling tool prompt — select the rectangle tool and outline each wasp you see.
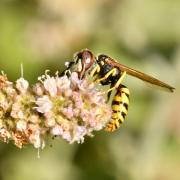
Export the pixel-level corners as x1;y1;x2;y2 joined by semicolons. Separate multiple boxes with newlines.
62;49;175;132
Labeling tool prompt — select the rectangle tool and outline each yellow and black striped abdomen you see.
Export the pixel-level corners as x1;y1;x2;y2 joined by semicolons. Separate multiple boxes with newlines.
105;85;130;132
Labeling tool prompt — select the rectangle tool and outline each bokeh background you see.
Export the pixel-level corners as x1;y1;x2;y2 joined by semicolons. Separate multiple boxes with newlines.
0;0;180;180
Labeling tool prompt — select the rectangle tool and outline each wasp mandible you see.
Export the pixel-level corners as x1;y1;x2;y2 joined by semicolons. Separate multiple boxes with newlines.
62;49;175;132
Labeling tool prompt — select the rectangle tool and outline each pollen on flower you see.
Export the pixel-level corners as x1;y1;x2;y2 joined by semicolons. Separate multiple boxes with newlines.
0;70;112;149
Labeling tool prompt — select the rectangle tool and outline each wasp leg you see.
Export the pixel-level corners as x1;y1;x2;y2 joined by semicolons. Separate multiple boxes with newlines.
107;89;112;102
106;71;126;93
107;83;114;102
105;85;130;132
95;68;117;83
90;64;101;77
60;69;71;77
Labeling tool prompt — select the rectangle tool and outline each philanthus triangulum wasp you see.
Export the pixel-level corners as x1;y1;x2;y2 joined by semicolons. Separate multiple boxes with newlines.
61;49;175;132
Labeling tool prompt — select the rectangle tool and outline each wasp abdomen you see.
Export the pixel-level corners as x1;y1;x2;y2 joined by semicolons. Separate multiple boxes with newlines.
105;85;130;132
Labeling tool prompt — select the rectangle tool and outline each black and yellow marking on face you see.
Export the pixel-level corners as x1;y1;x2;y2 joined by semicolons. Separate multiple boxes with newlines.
105;85;130;132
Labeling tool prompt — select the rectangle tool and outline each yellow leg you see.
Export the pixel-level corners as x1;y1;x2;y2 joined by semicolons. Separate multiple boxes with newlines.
90;64;100;77
95;68;117;83
106;71;127;93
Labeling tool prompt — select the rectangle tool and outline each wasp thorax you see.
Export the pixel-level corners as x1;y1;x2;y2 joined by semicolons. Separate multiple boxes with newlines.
97;54;108;63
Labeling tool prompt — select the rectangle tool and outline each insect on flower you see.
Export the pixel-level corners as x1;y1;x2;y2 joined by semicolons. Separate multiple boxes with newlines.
62;49;175;132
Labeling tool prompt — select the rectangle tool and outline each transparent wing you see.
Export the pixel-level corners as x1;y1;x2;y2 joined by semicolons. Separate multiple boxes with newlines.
106;58;175;93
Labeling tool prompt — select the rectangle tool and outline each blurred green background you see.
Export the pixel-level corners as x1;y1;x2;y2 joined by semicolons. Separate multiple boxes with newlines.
0;0;180;180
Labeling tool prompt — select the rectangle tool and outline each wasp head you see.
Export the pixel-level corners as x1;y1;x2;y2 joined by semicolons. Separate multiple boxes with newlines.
74;49;96;79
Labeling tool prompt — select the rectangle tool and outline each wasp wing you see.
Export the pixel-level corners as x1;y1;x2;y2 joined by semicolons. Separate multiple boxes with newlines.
106;58;175;92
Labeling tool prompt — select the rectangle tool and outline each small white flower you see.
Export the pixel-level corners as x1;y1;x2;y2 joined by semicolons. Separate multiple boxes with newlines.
51;125;63;136
29;115;39;123
70;72;81;86
71;126;87;143
44;76;57;97
35;95;53;113
62;105;74;119
56;75;70;91
0;128;11;141
33;83;44;96
17;111;24;119
62;131;72;142
0;99;9;111
64;89;72;97
29;130;42;149
16;120;27;131
5;87;17;97
16;77;29;94
45;118;56;127
11;102;24;119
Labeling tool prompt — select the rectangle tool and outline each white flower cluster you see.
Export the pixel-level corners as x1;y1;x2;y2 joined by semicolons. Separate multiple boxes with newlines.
0;72;111;149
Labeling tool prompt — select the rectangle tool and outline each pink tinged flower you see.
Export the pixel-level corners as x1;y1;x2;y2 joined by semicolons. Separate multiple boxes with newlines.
51;124;72;142
27;124;44;149
64;89;72;97
78;80;91;91
56;75;71;92
35;95;53;113
89;119;97;128
62;131;71;142
11;103;24;119
0;128;11;142
32;83;44;96
73;108;80;117
93;121;104;131
43;76;57;97
28;115;39;124
5;87;17;97
16;120;27;131
0;98;9;111
71;126;87;144
90;110;108;130
77;77;94;92
70;72;81;87
80;110;90;122
44;118;56;127
29;130;42;148
62;105;74;119
16;77;29;94
51;125;63;136
44;111;54;119
85;91;105;106
72;92;83;108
